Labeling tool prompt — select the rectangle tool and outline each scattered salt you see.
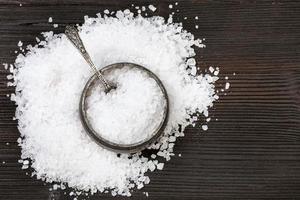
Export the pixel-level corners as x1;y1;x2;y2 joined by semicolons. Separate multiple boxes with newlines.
225;82;230;90
104;9;109;14
3;63;8;70
17;41;23;47
214;70;219;76
23;160;29;165
202;125;208;131
156;163;164;170
9;9;219;196
148;5;157;12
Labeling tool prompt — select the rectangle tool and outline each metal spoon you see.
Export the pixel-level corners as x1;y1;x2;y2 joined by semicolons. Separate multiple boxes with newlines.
65;25;115;93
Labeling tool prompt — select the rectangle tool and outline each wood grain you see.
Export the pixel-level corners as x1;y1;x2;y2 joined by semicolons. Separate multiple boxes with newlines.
0;0;300;199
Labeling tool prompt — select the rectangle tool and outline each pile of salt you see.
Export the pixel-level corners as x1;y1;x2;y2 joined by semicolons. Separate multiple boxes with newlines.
8;9;219;197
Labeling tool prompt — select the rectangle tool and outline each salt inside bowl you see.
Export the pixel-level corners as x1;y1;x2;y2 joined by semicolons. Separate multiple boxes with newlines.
85;65;167;146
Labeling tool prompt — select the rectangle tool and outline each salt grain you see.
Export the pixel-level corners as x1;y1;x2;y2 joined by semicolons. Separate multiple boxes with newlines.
225;82;230;90
17;41;23;47
104;9;109;14
201;125;208;131
48;17;53;23
10;10;219;196
156;163;164;170
148;5;157;12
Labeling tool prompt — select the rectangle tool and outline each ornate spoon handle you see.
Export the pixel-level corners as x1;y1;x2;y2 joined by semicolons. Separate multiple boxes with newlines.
65;25;114;92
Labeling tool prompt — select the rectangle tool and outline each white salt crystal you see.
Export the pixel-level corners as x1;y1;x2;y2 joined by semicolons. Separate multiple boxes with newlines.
178;154;182;157
187;58;196;66
225;82;230;90
53;184;58;190
23;160;29;165
190;66;197;76
6;142;9;145
175;2;178;5
195;25;199;29
148;5;157;12
156;163;164;170
53;24;58;28
169;4;173;9
195;16;199;20
202;125;208;131
141;6;146;11
3;63;8;70
137;183;144;189
184;17;187;20
214;70;219;76
104;9;109;14
48;17;53;23
209;66;214;73
148;161;156;172
225;76;228;80
168;136;176;142
22;165;29;169
123;9;130;15
17;41;23;47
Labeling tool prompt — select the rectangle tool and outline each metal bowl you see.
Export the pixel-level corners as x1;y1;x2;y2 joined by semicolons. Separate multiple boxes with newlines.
79;62;169;153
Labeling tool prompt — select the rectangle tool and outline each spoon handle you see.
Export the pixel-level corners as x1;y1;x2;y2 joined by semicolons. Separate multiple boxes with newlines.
65;25;113;92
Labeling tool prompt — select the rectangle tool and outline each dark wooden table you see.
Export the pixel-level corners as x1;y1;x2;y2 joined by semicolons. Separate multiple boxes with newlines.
0;0;299;199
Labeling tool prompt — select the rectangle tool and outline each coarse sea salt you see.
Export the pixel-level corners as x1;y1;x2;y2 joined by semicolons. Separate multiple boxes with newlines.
87;66;166;145
9;9;219;197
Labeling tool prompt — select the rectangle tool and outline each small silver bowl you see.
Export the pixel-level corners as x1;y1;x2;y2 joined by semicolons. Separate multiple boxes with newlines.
79;62;169;153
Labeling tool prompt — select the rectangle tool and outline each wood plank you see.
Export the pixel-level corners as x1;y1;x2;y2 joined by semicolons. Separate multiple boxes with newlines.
0;0;299;199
